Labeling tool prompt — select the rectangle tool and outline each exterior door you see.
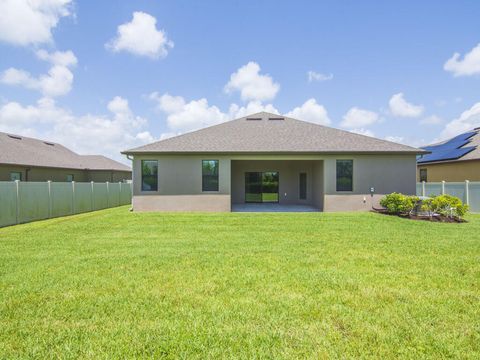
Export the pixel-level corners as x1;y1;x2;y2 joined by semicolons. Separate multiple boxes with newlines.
245;172;279;203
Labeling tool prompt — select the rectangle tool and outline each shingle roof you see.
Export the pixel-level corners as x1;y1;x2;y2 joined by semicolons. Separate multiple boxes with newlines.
418;128;480;164
123;112;425;154
0;132;131;171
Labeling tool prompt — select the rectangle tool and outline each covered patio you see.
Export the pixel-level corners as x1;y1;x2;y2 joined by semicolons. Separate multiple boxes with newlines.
230;159;324;211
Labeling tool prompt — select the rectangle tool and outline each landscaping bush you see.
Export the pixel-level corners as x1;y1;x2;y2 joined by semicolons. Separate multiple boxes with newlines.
380;193;419;214
422;194;469;218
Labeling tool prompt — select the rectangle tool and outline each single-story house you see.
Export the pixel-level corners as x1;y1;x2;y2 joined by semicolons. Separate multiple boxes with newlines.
0;131;131;182
122;112;426;212
417;128;480;182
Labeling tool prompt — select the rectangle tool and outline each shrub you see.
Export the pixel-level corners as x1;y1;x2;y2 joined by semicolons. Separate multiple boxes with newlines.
423;194;469;218
380;193;419;214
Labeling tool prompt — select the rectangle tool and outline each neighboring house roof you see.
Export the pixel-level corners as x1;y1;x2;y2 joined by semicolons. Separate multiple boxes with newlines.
418;128;480;165
123;112;425;155
0;132;131;171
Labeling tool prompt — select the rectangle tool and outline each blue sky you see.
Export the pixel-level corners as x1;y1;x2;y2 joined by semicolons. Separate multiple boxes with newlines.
1;1;480;162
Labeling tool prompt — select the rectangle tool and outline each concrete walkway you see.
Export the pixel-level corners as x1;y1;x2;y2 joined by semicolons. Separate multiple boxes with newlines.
232;203;319;212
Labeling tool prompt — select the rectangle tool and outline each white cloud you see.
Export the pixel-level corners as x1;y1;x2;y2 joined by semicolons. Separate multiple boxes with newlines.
150;92;229;132
1;49;77;97
0;96;154;162
440;102;480;140
388;93;424;118
106;11;173;59
225;62;280;102
421;115;442;125
0;0;72;46
286;98;331;125
385;136;404;144
349;128;375;137
340;107;379;128
228;101;279;119
307;71;333;82
444;43;480;77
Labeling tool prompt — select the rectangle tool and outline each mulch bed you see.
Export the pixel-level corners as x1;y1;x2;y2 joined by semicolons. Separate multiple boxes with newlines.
372;208;467;223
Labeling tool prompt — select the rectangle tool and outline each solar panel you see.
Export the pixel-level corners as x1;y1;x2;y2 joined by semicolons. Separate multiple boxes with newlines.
418;130;477;163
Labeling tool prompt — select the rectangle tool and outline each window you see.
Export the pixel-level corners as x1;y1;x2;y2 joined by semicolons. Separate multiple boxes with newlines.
141;160;158;191
202;160;219;191
299;173;307;200
66;174;74;182
10;172;21;181
336;160;353;191
419;168;427;182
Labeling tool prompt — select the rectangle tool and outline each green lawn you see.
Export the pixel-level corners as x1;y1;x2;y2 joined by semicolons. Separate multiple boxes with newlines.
0;207;479;359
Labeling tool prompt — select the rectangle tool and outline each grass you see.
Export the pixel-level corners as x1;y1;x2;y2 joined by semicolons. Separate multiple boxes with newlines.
0;207;479;359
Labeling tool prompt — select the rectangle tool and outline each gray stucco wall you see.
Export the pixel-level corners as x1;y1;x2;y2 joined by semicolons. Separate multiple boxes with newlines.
131;153;417;212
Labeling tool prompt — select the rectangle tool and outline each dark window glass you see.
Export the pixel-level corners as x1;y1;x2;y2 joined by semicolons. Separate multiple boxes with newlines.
245;172;279;203
10;172;21;181
142;160;158;191
419;169;427;182
336;160;353;191
202;160;219;191
67;174;74;182
299;173;307;199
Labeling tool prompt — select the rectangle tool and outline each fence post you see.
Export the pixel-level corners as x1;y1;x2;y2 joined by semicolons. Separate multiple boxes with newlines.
106;181;109;208
47;180;52;218
441;180;445;195
465;180;470;205
91;181;94;211
422;181;426;197
15;180;19;225
71;181;76;214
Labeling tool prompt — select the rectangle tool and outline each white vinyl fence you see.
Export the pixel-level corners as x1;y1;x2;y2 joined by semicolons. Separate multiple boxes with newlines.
416;180;480;212
0;181;132;228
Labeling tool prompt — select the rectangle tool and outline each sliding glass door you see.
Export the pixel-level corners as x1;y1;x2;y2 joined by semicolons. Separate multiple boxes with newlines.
245;172;279;203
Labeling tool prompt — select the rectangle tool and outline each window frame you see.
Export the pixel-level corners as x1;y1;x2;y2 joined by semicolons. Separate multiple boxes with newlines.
202;160;219;192
336;159;353;192
141;160;158;192
419;168;427;183
10;172;22;181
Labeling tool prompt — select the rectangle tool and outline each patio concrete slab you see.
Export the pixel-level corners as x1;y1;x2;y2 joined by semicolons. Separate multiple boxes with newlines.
231;203;319;212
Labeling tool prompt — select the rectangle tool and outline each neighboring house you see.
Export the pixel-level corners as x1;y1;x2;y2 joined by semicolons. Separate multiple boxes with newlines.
122;112;425;212
417;128;480;182
0;132;131;182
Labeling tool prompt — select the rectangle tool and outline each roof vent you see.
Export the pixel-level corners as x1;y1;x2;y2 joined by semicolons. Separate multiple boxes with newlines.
268;117;284;121
246;117;262;121
44;142;55;146
7;134;22;140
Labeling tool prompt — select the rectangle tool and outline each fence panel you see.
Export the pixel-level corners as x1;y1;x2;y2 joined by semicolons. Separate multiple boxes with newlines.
424;182;442;197
444;182;467;204
108;183;120;208
0;181;131;228
120;183;132;205
0;182;18;227
74;183;93;214
51;182;74;218
93;183;108;210
417;181;479;213
18;182;50;223
468;182;480;213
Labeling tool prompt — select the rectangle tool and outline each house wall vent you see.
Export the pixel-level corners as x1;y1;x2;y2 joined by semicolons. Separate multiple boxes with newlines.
7;134;22;140
246;117;262;121
44;142;55;146
268;117;284;120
